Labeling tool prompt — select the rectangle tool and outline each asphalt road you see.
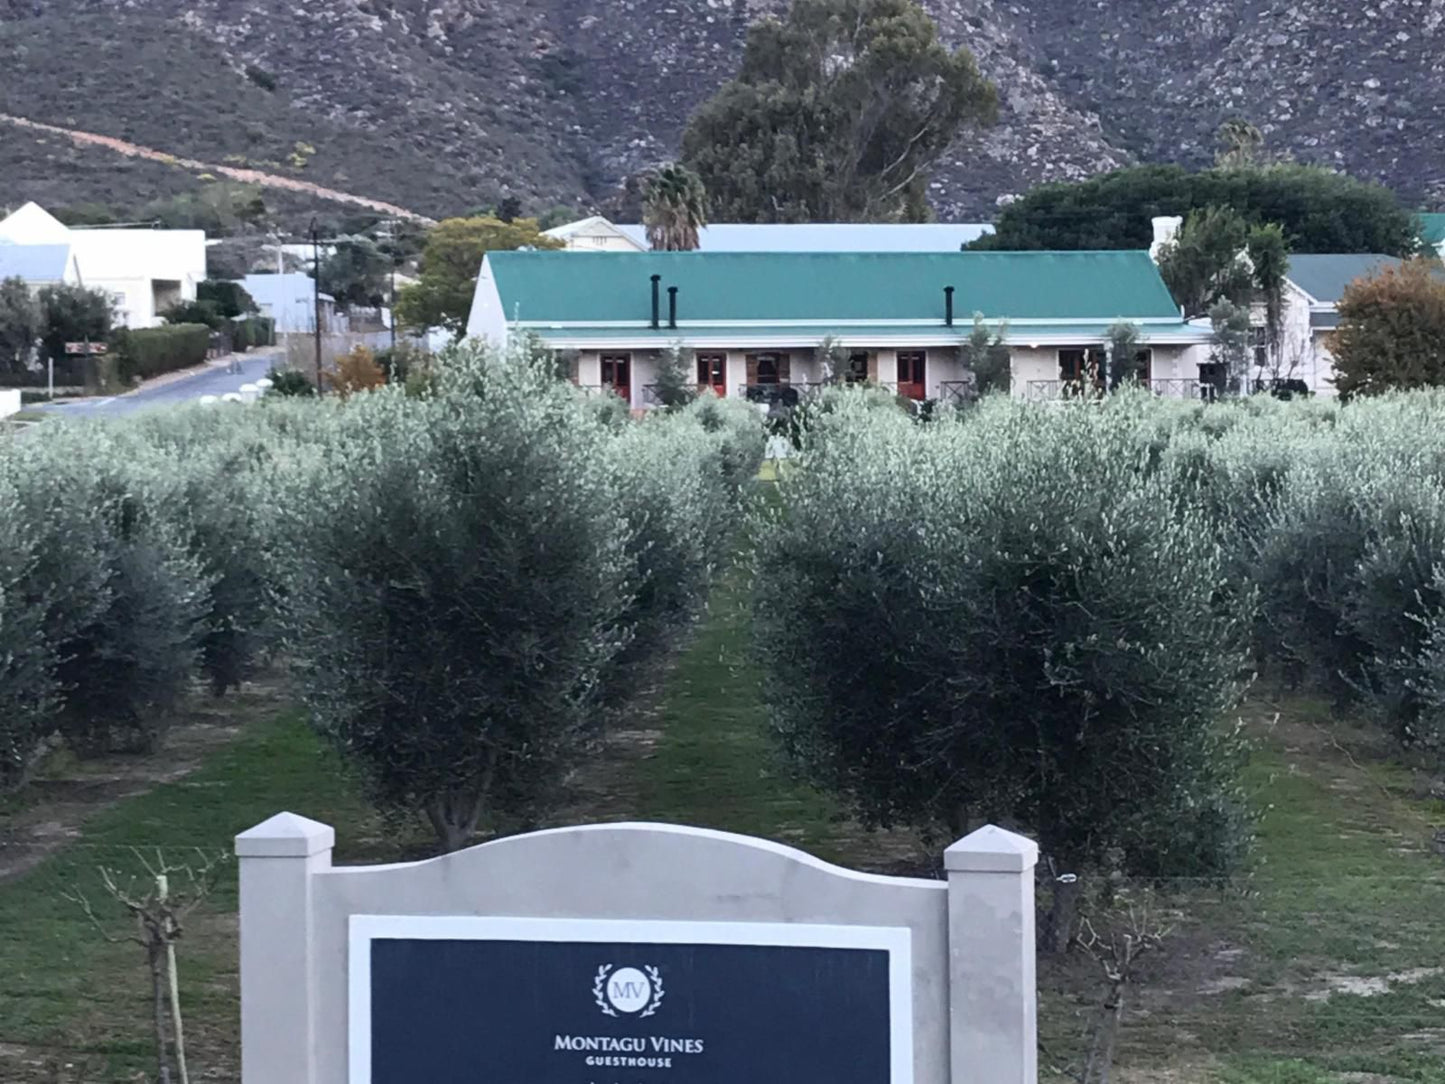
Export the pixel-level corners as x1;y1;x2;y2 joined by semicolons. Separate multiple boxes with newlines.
37;349;283;419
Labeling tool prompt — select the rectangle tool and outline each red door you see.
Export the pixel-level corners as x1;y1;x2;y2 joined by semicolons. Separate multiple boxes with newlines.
600;353;631;404
897;351;926;400
696;352;726;396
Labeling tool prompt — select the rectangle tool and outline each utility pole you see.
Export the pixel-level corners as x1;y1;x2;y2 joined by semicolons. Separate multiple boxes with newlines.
389;216;397;358
309;218;323;396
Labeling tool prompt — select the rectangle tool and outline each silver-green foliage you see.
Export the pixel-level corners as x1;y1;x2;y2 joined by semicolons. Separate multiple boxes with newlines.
1;423;210;756
270;342;760;850
753;391;1255;877
0;469;57;790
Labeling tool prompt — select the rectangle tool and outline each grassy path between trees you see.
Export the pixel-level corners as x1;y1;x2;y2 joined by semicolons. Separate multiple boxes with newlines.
1;578;1444;1082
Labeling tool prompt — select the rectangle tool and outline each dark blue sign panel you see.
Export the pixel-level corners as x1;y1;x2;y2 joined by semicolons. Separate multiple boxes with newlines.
349;918;912;1084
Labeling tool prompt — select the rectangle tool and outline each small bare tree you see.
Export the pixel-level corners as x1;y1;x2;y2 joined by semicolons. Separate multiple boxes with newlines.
64;849;228;1084
1073;889;1175;1084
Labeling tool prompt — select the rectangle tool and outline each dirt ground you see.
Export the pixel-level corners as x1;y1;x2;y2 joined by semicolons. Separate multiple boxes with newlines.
0;676;290;885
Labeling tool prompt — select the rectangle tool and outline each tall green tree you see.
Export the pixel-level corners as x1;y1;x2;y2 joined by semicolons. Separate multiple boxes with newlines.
643;165;709;251
1157;206;1255;319
0;277;43;375
975;163;1418;255
681;0;997;223
961;314;1010;394
1156;206;1291;368
319;237;391;308
395;217;562;336
37;283;115;364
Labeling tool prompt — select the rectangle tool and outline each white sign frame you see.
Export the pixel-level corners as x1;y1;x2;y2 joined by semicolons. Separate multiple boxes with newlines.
348;914;914;1084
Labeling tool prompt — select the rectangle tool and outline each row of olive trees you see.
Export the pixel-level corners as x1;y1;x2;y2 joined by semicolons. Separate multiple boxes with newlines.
1157;391;1445;750
750;387;1445;945
0;342;766;852
0;407;284;789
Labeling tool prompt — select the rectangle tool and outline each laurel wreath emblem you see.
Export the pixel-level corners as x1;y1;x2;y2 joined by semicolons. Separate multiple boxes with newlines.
593;964;617;1017
639;965;665;1018
592;963;666;1018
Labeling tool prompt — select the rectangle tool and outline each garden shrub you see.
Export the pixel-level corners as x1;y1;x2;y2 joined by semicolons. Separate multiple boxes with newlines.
266;366;315;397
232;316;275;350
115;324;212;382
326;345;387;397
753;393;1255;904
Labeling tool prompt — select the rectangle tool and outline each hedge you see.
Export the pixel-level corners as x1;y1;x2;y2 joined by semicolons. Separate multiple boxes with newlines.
115;323;212;382
233;316;275;350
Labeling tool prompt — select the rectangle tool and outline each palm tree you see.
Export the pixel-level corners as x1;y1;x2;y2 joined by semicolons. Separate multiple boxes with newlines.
643;164;709;251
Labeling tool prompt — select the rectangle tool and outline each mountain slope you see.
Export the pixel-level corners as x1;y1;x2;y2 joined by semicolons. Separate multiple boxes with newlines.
0;0;1440;221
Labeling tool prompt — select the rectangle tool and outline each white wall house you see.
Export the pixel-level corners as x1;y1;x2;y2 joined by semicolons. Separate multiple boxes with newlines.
1148;216;1413;397
543;217;996;254
0;202;206;328
239;273;337;334
468;249;1210;409
1270;254;1406;396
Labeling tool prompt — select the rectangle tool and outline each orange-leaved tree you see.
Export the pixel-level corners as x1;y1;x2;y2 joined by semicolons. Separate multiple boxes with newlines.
1331;258;1445;398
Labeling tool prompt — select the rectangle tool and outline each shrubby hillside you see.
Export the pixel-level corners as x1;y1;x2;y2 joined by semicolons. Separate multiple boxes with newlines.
2;0;1444;219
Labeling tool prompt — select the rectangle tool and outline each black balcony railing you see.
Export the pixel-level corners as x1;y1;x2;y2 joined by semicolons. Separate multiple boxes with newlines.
938;380;974;405
1147;378;1216;401
1026;378;1222;402
1024;380;1102;402
739;382;825;408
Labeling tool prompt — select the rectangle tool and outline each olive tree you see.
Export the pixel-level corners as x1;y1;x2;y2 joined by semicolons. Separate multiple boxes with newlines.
0;468;57;791
753;393;1254;944
273;355;635;851
128;407;291;695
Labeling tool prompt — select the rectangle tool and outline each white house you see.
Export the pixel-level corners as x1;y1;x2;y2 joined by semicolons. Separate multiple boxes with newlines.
239;273;337;334
543;216;995;253
1269;253;1407;395
1148;216;1413;397
467;249;1210;408
0;202;206;328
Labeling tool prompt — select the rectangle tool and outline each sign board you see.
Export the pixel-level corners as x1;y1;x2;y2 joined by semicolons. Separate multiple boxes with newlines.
64;342;108;355
348;916;913;1084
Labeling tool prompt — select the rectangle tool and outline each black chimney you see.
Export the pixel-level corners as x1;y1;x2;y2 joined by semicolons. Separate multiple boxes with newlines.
668;286;678;329
944;285;955;327
650;275;662;329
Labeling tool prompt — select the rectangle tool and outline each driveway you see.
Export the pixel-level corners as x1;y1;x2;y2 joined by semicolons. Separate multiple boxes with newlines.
37;349;284;419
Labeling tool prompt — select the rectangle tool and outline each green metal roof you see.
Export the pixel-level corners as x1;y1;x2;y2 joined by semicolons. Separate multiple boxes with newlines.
487;250;1184;325
1420;213;1445;246
1287;254;1403;303
533;321;1209;345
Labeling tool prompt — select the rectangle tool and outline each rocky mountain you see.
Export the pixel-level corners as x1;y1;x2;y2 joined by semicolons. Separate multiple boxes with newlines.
0;0;1442;222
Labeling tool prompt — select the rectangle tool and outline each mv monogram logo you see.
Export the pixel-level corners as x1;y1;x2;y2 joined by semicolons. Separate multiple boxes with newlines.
593;963;665;1018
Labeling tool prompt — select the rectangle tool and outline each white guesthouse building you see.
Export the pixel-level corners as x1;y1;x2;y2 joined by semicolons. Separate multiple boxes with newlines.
0;202;206;328
466;249;1211;407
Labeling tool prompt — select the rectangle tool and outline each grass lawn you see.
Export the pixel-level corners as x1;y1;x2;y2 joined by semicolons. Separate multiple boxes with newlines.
0;708;431;1083
1;572;1443;1082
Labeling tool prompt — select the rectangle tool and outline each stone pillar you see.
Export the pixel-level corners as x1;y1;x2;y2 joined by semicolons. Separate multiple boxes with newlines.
945;824;1039;1084
236;812;334;1084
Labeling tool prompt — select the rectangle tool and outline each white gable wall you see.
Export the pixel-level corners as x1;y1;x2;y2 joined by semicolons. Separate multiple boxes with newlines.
465;256;510;342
